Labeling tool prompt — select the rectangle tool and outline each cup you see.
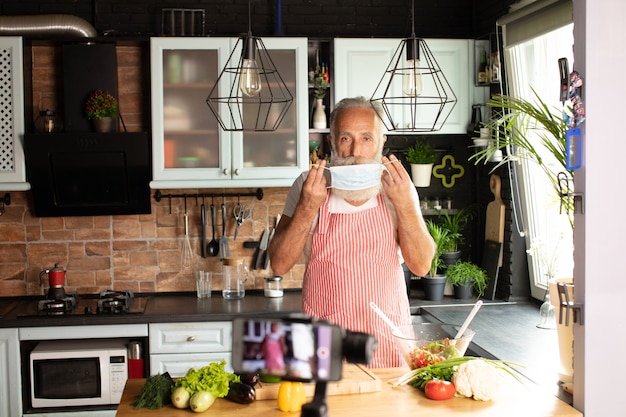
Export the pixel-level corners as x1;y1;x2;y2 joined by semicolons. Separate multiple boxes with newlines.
195;271;212;298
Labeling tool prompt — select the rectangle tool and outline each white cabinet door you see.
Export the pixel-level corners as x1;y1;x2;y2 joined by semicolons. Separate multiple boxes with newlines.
150;37;308;189
150;352;232;378
0;328;22;417
334;38;470;134
0;37;29;191
149;322;232;354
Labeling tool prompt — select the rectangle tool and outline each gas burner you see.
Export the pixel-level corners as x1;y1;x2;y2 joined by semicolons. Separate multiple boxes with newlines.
38;292;78;315
97;290;134;314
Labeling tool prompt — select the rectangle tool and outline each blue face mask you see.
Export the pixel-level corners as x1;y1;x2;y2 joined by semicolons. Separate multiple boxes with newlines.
327;164;383;190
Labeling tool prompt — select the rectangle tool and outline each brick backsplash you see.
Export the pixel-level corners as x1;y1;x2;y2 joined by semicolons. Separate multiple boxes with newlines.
0;188;303;297
0;44;303;297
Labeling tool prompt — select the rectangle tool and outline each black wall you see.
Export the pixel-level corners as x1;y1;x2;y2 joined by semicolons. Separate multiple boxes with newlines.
1;0;515;40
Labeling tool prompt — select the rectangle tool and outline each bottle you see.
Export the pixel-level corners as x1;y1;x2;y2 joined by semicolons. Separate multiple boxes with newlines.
477;50;488;84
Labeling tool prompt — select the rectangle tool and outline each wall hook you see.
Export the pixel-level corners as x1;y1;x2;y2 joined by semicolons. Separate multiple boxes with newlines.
0;193;10;216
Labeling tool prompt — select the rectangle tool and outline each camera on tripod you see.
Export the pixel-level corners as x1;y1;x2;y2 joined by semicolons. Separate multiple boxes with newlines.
231;314;377;382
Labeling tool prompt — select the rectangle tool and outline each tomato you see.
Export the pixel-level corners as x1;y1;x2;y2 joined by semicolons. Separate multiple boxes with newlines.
424;379;456;401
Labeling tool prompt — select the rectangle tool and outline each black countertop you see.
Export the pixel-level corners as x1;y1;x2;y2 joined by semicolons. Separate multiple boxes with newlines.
0;291;305;328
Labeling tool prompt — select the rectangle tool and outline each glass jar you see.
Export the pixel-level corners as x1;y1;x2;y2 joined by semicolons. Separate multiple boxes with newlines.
264;276;283;298
222;257;249;299
35;109;63;133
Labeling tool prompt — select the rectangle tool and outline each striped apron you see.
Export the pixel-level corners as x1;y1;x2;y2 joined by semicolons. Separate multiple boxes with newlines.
302;192;411;368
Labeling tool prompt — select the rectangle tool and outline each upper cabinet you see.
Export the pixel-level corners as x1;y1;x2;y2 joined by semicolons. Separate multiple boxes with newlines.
150;37;309;189
0;37;29;191
333;38;471;134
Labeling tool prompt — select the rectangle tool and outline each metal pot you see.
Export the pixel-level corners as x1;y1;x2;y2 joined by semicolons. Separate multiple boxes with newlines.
40;263;66;288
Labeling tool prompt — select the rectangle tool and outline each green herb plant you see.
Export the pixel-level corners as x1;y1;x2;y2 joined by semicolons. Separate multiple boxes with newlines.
174;360;239;399
133;372;174;409
426;220;450;277
436;207;474;253
404;140;436;165
444;260;488;298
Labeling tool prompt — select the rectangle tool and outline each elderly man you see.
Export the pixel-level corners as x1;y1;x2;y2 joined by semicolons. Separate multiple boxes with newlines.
269;96;435;367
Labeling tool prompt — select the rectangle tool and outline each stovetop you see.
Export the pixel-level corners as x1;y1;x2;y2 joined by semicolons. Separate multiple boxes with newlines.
17;290;148;318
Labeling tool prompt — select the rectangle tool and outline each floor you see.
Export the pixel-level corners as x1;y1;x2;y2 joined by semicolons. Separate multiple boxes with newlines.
409;293;574;405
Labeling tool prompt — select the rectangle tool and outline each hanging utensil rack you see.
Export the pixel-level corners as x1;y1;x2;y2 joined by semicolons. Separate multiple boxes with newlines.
153;188;264;214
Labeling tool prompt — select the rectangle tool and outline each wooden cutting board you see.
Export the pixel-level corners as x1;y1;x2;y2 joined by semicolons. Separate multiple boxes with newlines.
484;174;505;266
253;364;382;400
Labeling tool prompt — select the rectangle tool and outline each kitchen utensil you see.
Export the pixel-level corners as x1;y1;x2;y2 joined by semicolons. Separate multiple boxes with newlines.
39;264;66;288
222;257;248;299
255;228;269;270
182;199;193;267
219;197;230;259
200;202;207;258
207;199;219;257
455;300;483;339
263;228;275;269
485;174;505;266
233;204;252;240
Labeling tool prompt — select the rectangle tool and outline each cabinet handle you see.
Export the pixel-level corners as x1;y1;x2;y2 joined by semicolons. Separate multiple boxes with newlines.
222;168;228;176
233;168;240;176
186;335;196;342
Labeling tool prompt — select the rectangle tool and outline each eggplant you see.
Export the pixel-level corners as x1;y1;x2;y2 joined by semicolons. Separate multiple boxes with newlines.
226;381;256;404
237;372;260;387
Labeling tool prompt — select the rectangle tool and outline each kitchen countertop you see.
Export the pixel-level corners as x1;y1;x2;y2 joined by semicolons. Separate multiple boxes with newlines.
0;291;305;328
115;367;582;417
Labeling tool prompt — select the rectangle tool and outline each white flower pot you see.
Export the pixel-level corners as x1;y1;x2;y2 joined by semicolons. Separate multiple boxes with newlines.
410;163;433;187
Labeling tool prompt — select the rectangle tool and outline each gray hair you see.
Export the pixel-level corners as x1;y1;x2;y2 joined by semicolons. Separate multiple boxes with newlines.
328;96;387;155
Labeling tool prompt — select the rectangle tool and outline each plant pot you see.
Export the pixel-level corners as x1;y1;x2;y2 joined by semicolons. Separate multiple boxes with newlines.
92;116;117;133
410;163;433;187
422;275;447;301
441;251;461;266
453;282;474;299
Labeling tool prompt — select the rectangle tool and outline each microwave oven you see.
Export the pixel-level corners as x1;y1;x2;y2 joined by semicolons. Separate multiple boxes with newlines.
29;339;128;408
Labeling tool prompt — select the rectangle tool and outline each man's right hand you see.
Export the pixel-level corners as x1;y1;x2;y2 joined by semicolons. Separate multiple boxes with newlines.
300;159;328;212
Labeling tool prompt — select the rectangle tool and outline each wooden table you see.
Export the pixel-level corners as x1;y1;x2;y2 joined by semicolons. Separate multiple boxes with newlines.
116;368;582;417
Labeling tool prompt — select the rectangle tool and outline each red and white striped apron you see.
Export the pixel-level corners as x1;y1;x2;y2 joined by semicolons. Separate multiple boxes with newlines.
302;192;411;368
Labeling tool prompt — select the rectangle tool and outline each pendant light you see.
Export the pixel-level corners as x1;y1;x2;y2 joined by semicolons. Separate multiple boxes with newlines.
370;0;457;132
206;0;293;131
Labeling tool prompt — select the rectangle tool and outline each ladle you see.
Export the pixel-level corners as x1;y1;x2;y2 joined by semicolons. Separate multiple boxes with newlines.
207;198;219;257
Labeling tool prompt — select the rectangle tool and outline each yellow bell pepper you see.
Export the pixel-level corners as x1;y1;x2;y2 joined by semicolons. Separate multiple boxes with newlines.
277;381;306;412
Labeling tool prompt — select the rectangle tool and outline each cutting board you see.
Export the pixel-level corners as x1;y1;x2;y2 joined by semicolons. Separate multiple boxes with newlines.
482;240;502;300
253;364;382;400
485;174;505;266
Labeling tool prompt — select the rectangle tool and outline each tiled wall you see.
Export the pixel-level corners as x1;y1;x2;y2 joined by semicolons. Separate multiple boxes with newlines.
0;44;304;297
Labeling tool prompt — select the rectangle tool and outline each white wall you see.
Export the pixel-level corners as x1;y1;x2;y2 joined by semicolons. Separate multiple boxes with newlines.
573;0;626;414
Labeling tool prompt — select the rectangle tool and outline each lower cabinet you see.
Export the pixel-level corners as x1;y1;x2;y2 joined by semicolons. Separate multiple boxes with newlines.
0;328;22;417
149;322;232;378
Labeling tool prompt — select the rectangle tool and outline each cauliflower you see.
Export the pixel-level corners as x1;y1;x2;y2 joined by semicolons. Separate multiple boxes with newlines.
451;359;502;401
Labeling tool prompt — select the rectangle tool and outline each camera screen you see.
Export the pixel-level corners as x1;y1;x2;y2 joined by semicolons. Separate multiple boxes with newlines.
231;318;343;382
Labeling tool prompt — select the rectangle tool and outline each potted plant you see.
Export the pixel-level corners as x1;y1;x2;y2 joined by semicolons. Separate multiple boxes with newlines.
85;89;120;132
445;260;488;299
404;140;436;187
437;207;474;265
422;220;450;301
311;68;329;129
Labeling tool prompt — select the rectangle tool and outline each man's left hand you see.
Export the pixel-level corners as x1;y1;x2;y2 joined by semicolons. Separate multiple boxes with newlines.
381;154;414;209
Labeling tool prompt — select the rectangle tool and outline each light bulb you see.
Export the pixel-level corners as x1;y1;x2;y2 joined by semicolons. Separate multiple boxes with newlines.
239;58;262;97
402;58;423;96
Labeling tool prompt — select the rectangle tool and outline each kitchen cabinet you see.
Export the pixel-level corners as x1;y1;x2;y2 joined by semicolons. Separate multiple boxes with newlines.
149;37;309;189
333;38;471;134
0;328;22;417
0;37;29;191
149;322;232;377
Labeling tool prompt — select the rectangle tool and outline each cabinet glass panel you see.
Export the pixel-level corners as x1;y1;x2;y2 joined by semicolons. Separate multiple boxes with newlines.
162;49;219;169
242;50;298;168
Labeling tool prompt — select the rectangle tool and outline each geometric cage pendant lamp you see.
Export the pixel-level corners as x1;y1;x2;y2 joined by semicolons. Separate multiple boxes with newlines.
370;0;456;132
206;0;293;131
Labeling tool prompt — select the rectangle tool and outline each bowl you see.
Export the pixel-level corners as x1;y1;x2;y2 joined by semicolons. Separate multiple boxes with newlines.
393;323;475;370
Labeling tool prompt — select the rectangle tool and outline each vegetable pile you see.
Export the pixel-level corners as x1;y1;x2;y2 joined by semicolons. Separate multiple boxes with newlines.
134;361;258;412
407;356;523;401
406;338;461;369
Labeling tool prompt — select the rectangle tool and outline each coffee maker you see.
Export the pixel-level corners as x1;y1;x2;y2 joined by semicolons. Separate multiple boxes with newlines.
39;264;77;313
